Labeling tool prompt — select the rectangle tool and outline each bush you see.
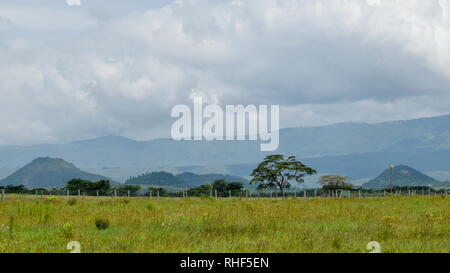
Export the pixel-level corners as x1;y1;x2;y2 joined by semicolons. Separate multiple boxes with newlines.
95;218;110;230
67;198;77;206
145;202;154;210
62;223;74;239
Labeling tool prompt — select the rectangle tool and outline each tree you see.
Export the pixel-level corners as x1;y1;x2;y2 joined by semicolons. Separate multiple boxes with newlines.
147;187;165;196
0;185;28;194
212;179;228;193
250;154;316;195
66;179;111;194
117;185;141;195
317;175;353;190
188;180;244;197
212;179;244;195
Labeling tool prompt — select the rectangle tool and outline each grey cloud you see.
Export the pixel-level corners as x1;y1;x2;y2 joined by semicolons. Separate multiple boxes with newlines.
0;0;450;145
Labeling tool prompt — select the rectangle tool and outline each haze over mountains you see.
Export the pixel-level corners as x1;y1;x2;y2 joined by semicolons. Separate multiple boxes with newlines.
0;114;450;184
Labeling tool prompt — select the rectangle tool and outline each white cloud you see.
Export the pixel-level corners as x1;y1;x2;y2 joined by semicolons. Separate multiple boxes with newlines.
0;0;450;145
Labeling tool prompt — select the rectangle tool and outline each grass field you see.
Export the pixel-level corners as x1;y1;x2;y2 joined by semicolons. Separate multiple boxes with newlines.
0;195;448;253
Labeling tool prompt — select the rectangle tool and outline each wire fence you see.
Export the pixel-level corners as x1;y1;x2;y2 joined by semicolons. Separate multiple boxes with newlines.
0;187;448;201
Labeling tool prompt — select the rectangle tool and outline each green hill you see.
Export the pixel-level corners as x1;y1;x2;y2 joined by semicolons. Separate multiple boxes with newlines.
125;172;186;187
362;165;445;189
0;157;111;188
125;171;248;188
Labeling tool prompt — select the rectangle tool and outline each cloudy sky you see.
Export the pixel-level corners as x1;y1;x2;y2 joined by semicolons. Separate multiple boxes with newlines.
1;0;450;145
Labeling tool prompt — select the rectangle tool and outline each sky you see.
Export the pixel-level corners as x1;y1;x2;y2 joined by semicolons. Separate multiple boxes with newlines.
1;0;450;145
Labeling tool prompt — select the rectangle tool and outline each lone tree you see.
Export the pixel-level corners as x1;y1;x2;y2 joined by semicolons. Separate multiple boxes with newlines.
317;175;353;190
250;154;317;195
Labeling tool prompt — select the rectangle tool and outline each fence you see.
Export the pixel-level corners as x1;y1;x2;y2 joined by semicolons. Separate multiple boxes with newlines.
0;187;448;201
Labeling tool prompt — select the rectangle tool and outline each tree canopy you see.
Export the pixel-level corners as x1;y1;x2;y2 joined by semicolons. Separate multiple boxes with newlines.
188;179;244;196
317;175;354;190
66;179;111;193
250;154;316;194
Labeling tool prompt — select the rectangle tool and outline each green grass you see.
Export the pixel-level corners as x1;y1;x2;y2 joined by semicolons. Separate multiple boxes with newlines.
0;195;448;253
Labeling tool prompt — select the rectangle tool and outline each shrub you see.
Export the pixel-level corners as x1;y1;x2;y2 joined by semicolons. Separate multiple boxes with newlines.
95;218;110;230
145;202;154;210
67;198;77;206
62;223;74;239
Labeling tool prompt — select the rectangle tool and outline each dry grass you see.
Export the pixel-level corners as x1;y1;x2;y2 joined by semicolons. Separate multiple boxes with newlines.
0;195;449;253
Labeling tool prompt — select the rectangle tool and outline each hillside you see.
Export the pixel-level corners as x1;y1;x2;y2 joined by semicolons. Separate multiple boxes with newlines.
362;165;445;189
125;172;187;187
126;171;248;188
0;157;111;188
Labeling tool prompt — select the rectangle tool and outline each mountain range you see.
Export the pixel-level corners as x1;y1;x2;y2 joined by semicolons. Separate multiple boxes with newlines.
0;114;450;183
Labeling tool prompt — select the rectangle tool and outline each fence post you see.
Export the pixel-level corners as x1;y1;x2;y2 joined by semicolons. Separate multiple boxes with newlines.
1;189;4;202
78;189;80;197
229;190;231;198
149;189;152;198
67;189;69;197
157;189;160;198
97;190;99;197
114;189;117;197
246;190;249;198
270;191;273;198
215;189;218;199
127;190;130;198
314;189;317;198
275;191;278;198
41;190;43;200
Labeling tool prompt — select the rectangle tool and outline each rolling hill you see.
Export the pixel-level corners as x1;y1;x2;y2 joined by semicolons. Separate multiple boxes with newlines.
0;157;112;188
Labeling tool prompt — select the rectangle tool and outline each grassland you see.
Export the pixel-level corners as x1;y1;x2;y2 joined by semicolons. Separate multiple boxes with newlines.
0;195;448;253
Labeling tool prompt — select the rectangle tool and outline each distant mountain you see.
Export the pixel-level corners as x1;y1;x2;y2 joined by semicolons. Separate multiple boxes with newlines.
362;165;445;189
126;171;248;188
0;157;111;188
0;115;450;181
